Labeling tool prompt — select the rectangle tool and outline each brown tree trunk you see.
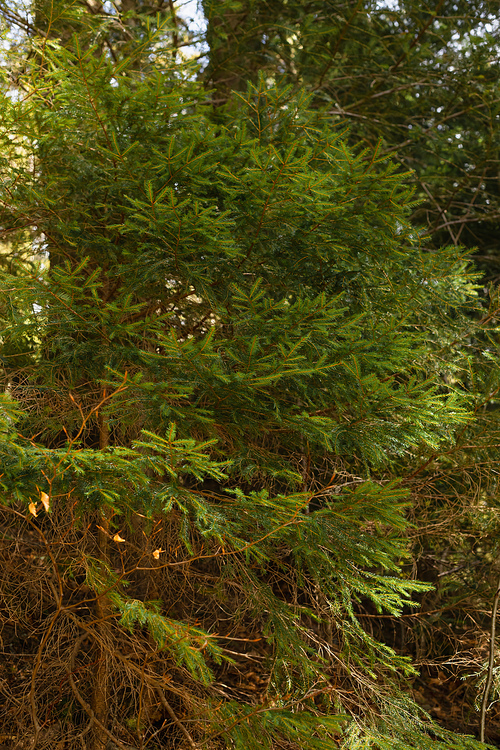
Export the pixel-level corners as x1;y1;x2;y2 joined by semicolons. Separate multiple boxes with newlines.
90;402;112;750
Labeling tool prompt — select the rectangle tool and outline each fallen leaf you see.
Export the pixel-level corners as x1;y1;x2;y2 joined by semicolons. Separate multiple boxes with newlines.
113;533;125;543
28;502;38;517
152;549;165;560
40;492;50;511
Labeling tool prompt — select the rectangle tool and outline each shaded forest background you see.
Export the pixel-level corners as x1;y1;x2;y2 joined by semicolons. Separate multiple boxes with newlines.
0;1;500;749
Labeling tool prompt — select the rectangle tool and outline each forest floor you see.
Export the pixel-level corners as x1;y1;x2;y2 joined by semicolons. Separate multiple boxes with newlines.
1;614;500;747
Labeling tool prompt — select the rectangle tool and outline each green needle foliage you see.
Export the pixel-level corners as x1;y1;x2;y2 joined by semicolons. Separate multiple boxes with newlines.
0;10;491;750
202;0;500;270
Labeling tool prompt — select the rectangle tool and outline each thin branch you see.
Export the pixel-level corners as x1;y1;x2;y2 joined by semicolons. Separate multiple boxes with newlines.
389;0;447;74
480;577;500;743
314;0;363;91
67;635;133;750
420;181;458;244
156;686;199;750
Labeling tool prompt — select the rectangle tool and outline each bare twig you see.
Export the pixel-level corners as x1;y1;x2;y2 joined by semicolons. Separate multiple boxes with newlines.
67;635;134;750
480;577;500;743
156;686;199;750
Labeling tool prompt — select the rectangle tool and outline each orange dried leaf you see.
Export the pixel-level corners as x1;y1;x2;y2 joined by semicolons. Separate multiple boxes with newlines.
40;492;50;512
152;548;165;560
28;502;38;517
113;533;125;543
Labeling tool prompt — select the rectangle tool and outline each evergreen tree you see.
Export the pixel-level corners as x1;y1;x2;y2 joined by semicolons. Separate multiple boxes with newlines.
200;1;500;739
0;5;495;750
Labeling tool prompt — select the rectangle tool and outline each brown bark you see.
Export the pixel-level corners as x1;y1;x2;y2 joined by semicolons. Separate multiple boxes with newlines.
90;400;112;750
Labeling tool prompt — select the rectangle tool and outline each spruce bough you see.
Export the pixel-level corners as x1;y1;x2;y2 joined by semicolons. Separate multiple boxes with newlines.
0;24;488;750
